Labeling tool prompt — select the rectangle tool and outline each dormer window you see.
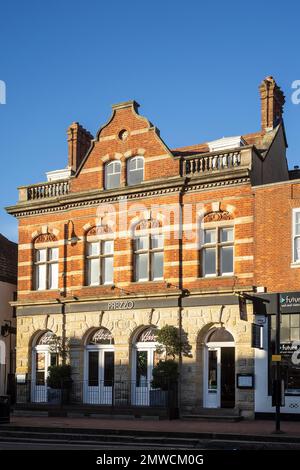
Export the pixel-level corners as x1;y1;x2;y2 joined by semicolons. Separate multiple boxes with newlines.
105;161;121;189
127;156;144;186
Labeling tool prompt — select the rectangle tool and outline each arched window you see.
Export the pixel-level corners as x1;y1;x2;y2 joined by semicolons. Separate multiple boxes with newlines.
132;327;158;405
105;161;121;189
33;233;59;290
32;331;58;402
84;328;114;404
127;156;144;186
87;328;115;345
134;219;164;282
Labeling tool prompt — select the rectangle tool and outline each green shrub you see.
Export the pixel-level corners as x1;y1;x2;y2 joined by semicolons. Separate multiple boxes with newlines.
47;364;72;389
151;359;178;390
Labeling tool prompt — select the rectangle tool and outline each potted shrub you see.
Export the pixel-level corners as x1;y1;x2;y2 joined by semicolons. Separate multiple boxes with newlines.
47;364;72;404
150;325;191;412
150;359;178;406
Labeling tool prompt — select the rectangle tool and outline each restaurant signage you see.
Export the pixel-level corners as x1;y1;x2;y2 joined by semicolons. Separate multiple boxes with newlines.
107;300;134;310
280;292;300;313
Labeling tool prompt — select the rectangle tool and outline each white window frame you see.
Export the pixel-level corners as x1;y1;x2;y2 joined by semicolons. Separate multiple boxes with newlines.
86;240;114;286
127;156;144;186
134;233;164;282
34;247;59;290
201;226;234;278
105;161;121;189
292;208;300;264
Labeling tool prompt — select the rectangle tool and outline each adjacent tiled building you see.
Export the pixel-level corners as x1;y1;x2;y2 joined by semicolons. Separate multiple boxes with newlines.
7;76;299;418
0;234;17;396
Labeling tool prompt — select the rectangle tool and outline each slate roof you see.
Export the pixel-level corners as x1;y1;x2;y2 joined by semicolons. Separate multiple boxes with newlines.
0;233;17;285
171;127;280;158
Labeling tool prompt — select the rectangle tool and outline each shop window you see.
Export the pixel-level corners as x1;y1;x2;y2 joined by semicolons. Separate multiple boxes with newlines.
270;314;300;395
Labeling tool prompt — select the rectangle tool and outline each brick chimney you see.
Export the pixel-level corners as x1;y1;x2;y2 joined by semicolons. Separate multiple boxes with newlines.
259;76;285;132
67;122;93;172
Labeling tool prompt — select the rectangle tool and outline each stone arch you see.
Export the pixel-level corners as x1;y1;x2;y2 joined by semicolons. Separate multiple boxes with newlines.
129;213;163;238
197;202;237;224
128;324;158;375
31;227;59;242
129;324;158;346
197;323;236;348
28;329;54;379
29;329;53;349
83;221;95;233
205;326;235;343
82;326;114;346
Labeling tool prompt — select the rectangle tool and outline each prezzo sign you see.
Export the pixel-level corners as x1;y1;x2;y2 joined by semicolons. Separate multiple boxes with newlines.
107;300;134;310
280;292;300;312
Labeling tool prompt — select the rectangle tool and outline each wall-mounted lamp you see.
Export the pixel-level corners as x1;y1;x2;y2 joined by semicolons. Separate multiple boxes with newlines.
67;220;79;246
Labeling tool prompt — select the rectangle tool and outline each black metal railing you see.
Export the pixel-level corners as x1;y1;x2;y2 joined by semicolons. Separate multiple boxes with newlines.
16;380;178;409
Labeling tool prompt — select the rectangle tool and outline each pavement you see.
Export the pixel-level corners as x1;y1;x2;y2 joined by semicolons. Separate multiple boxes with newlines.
4;415;300;440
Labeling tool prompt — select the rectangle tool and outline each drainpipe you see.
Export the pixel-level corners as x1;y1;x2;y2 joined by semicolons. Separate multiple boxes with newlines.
178;173;190;415
60;223;69;366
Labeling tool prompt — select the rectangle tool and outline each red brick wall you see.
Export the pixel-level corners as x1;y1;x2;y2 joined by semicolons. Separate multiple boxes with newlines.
70;104;179;193
254;181;300;292
17;181;255;302
15;102;258;302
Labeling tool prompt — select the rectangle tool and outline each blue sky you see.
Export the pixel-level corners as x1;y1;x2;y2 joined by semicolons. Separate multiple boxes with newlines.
0;0;299;242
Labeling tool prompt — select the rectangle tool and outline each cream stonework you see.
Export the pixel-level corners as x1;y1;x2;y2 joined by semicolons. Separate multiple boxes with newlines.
16;303;254;417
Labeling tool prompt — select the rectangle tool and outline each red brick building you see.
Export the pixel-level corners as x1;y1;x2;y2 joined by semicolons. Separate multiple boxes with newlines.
253;172;300;415
7;76;297;418
0;234;17;396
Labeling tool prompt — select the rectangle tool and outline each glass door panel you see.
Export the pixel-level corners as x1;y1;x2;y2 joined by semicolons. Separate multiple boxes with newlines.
205;348;220;408
85;349;114;405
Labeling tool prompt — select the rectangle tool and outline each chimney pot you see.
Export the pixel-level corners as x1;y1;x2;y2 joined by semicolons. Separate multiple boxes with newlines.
67;123;93;172
259;76;285;132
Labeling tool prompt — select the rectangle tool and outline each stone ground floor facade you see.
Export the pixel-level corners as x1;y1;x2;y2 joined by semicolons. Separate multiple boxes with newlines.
15;296;255;418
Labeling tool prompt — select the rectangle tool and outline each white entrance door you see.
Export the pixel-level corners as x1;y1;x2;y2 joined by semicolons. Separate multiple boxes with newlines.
132;343;156;406
84;346;114;405
32;346;58;403
204;347;221;408
204;341;235;408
